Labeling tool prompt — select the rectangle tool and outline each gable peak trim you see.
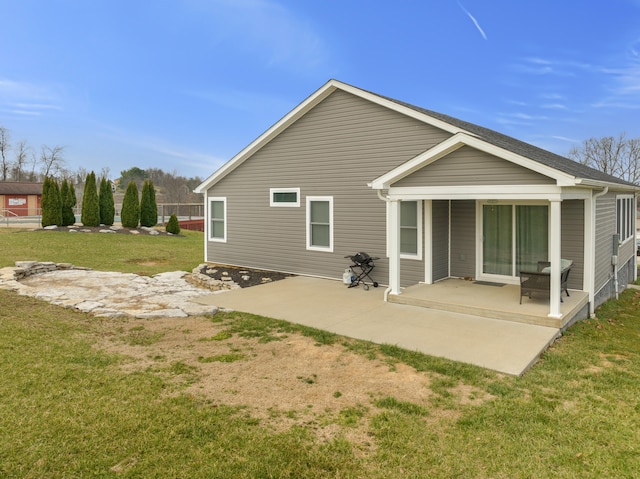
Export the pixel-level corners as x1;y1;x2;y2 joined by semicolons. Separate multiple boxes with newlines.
370;133;576;190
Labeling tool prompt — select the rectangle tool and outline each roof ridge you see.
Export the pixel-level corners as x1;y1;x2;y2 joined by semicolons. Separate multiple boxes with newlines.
348;83;635;187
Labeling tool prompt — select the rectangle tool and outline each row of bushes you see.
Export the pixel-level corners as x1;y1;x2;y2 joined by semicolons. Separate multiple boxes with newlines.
41;174;180;234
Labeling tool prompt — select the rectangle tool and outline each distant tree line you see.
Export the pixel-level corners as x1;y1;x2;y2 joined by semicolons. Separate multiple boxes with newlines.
568;133;640;185
0;125;67;182
0;124;203;203
118;166;202;203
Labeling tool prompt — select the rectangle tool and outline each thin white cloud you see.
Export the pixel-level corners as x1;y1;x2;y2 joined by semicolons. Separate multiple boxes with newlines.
2;109;42;117
511;58;575;77
0;78;63;118
458;3;487;40
183;87;291;113
503;112;548;121
541;103;569;110
10;102;62;111
551;135;580;143
187;0;329;72
99;124;227;172
538;93;565;101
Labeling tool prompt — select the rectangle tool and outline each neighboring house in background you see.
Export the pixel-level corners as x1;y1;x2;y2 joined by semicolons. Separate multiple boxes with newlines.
195;80;638;321
0;181;43;216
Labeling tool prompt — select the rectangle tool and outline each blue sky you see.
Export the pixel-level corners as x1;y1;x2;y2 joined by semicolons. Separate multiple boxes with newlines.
1;0;639;180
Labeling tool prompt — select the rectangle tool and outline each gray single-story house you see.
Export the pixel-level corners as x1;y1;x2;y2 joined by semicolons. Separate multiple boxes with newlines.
195;79;638;323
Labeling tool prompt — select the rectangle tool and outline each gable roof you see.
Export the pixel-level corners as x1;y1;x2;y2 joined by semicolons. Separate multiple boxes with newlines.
377;93;635;188
196;79;636;193
0;181;43;195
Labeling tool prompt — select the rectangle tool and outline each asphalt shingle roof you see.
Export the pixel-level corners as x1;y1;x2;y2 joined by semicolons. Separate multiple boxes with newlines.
0;182;43;195
377;93;636;187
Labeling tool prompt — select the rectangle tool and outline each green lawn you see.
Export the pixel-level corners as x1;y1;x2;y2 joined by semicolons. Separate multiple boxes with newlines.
1;229;639;477
0;228;204;275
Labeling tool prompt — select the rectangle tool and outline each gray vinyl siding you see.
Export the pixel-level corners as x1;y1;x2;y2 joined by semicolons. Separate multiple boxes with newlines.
594;193;616;292
393;146;555;187
593;191;635;303
206;89;449;286
431;200;449;281
450;200;476;278
561;200;584;290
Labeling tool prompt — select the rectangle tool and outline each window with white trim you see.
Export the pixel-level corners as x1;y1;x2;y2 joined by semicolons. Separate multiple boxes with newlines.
400;201;420;256
386;200;423;259
616;195;634;243
208;197;226;242
306;196;333;252
270;187;300;207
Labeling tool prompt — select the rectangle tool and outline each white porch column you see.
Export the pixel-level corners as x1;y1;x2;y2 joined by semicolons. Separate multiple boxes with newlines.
549;199;562;318
388;198;401;296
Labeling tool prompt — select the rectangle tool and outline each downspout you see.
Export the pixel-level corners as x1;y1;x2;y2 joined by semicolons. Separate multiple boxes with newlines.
377;189;393;302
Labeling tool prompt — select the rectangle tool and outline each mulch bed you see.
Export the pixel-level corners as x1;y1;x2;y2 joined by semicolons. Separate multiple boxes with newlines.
198;264;292;288
34;225;179;236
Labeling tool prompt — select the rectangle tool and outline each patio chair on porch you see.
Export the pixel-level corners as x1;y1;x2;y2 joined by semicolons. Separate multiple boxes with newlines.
520;259;573;304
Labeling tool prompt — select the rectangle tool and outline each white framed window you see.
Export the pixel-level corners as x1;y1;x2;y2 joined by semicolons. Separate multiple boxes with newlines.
616;195;634;243
306;196;333;252
400;200;422;257
270;187;300;207
386;200;423;260
208;197;226;242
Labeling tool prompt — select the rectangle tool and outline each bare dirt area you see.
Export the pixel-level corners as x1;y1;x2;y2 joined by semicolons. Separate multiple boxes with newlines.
90;312;492;447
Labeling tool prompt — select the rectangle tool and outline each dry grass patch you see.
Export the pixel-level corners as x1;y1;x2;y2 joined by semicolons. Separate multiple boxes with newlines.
89;312;491;446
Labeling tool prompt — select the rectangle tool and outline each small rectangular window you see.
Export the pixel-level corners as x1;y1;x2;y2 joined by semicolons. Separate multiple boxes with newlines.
270;188;300;207
306;196;333;252
209;197;226;242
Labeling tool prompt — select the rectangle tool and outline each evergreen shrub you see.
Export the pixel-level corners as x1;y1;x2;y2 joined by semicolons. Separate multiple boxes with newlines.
41;177;62;227
140;179;158;227
166;214;181;234
99;177;115;226
61;179;76;226
81;172;100;227
121;181;140;228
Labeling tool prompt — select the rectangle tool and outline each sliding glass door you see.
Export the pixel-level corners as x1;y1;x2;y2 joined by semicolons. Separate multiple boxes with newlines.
483;205;512;275
482;204;548;279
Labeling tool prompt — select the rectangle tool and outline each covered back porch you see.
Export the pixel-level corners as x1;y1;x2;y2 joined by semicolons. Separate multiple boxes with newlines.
382;192;593;326
388;278;590;329
371;134;600;323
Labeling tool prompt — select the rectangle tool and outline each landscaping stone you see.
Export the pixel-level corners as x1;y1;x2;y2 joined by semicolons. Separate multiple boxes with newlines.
0;261;218;319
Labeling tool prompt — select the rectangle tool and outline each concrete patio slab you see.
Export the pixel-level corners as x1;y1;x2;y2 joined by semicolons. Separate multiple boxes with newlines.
193;276;561;376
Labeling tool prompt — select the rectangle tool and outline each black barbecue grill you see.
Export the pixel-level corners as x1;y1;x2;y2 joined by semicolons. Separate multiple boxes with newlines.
345;252;379;290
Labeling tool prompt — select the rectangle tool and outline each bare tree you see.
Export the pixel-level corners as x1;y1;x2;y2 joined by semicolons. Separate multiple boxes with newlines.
11;140;31;182
40;145;66;178
74;166;88;186
0;126;11;181
568;133;640;184
99;166;111;181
